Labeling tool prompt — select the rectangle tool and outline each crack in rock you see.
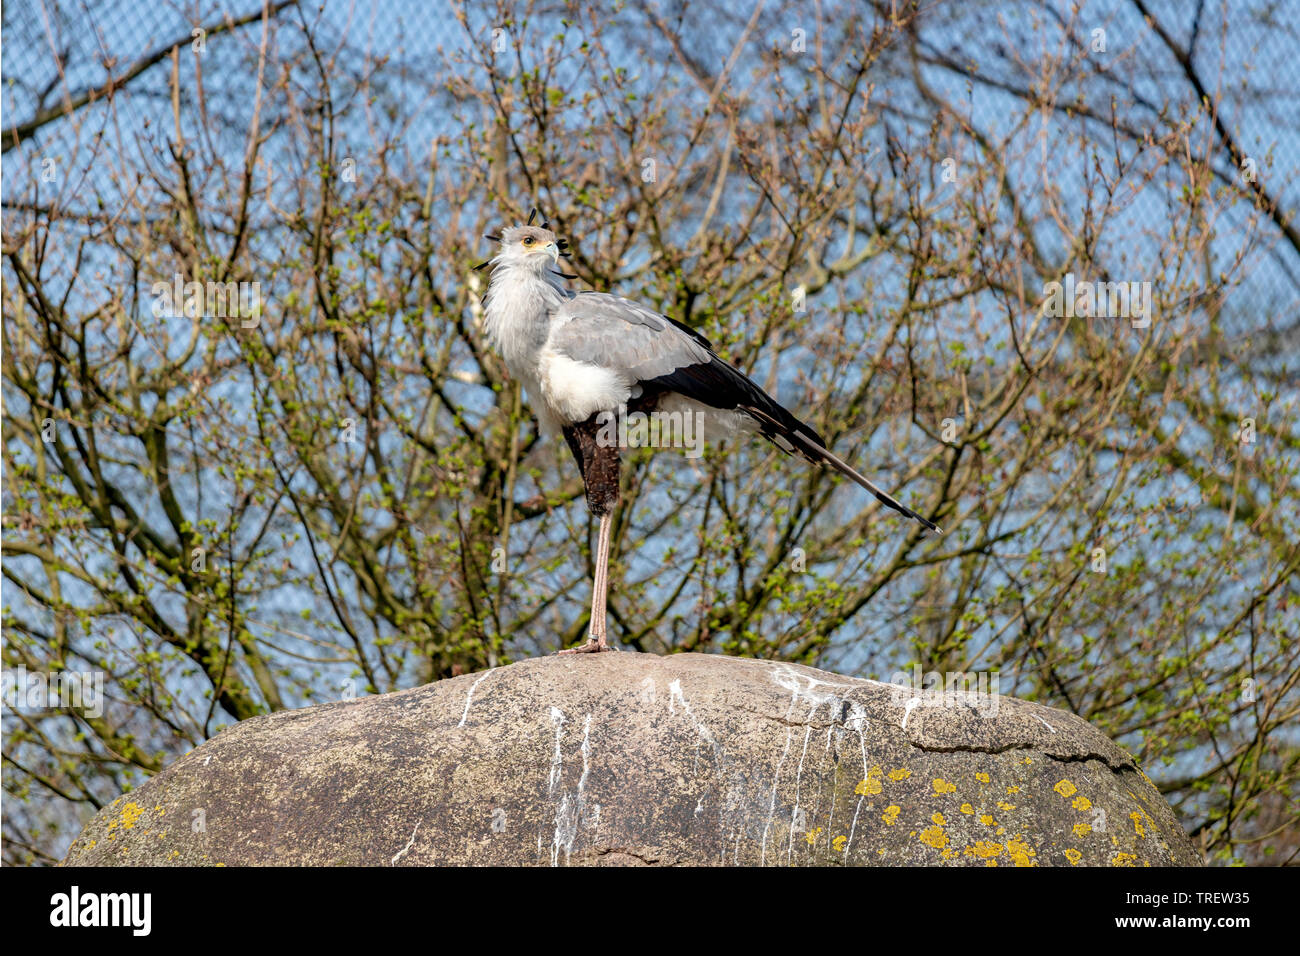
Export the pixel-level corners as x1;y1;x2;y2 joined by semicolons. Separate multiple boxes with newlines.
584;846;675;866
730;703;1132;770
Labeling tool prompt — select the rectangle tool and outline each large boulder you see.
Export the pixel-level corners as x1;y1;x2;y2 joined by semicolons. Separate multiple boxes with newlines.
62;652;1200;866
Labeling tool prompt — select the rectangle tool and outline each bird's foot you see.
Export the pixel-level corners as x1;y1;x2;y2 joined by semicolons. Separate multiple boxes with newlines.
556;637;611;655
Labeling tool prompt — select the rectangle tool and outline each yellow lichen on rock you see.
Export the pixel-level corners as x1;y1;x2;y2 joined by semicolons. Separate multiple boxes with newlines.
855;777;882;796
108;801;146;833
1006;835;1038;866
964;840;1004;860
855;766;885;795
932;778;957;795
125;804;144;827
919;824;948;849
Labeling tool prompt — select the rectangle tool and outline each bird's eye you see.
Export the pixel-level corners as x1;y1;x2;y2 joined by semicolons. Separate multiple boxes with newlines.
522;237;534;246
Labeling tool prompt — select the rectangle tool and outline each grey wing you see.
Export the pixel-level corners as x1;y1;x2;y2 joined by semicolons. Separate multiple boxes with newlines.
548;291;823;440
548;292;713;381
547;291;942;533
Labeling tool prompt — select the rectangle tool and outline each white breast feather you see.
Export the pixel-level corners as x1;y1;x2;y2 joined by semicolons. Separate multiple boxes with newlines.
538;348;631;425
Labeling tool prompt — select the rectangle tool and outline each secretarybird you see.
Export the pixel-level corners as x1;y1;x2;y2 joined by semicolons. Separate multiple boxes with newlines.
478;211;941;655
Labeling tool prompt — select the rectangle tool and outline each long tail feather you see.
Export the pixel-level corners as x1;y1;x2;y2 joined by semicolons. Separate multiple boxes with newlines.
743;405;943;534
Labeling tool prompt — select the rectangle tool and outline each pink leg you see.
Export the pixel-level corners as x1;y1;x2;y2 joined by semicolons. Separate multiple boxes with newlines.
558;511;613;654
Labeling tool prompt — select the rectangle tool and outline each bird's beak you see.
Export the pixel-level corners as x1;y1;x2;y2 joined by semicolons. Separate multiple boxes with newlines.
545;242;559;263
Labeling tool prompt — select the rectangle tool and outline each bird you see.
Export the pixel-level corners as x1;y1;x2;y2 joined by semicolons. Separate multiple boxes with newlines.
477;210;941;654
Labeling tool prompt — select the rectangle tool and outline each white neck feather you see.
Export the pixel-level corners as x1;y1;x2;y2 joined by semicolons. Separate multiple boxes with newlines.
482;260;570;376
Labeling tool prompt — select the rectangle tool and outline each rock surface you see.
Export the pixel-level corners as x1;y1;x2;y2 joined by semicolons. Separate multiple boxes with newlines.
62;652;1201;866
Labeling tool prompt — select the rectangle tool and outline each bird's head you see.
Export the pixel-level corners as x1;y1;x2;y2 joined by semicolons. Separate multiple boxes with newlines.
497;224;562;267
475;208;573;277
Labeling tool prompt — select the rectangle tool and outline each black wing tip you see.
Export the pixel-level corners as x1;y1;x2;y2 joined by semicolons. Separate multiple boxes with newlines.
873;488;942;535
